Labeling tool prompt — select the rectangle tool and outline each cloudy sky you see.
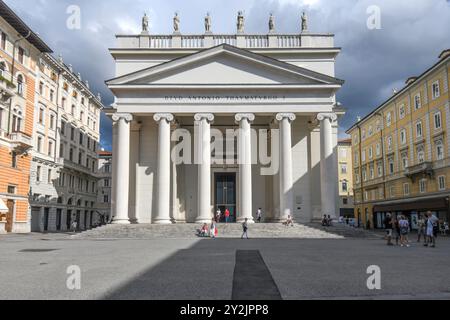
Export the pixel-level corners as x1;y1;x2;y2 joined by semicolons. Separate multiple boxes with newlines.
5;0;450;150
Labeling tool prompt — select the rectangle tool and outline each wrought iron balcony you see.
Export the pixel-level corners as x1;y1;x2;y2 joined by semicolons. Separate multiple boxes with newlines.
404;162;434;179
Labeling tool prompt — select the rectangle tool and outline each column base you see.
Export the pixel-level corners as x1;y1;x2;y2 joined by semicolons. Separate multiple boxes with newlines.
111;219;130;225
236;217;255;223
153;219;173;225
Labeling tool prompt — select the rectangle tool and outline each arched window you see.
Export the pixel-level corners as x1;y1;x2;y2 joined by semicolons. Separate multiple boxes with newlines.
17;74;24;96
67;198;73;205
12;106;23;132
77;199;82;206
57;197;63;204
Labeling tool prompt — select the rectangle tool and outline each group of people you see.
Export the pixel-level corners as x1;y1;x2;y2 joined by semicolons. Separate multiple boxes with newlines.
321;215;333;227
384;211;439;248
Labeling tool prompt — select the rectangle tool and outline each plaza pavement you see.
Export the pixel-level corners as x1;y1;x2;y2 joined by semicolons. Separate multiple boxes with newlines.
0;224;449;300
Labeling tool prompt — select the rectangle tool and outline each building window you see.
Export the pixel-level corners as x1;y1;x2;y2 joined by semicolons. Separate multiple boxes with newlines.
400;129;407;145
59;143;64;158
432;81;440;99
50;114;55;130
18;47;25;64
79;132;83;145
376;143;381;156
48;141;53;157
434;112;442;130
103;195;109;203
389;186;395;198
438;176;446;191
48;169;52;184
17;75;24;96
80;111;84;122
1;32;6;50
71;105;76;116
11;151;17;168
342;181;348;192
342;198;348;205
71;127;75;140
417;148;425;163
403;183;410;196
436;140;444;160
69;148;74;161
39;82;44;95
402;154;408;169
61;120;66;135
78;152;83;165
377;163;382;177
399;104;405;119
419;179;427;193
12;106;23;132
50;89;54;102
36;165;41;182
62;97;66;108
386;112;392;127
369;166;374;179
368;147;373;159
388;159;394;174
38;107;45;124
414;94;421;110
104;179;110;187
341;164;347;174
362;169;367;181
416;121;423;138
0;61;5;77
361;150;366;163
37;136;43;153
368;126;373;136
7;185;16;194
387;136;393;151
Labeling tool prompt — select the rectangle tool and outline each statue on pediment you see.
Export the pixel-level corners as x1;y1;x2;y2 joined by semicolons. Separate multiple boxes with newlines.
205;12;211;33
173;12;180;33
269;13;275;33
301;11;308;33
237;11;245;33
142;13;149;33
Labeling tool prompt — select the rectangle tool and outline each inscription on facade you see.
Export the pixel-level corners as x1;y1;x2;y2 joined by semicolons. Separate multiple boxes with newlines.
164;95;286;102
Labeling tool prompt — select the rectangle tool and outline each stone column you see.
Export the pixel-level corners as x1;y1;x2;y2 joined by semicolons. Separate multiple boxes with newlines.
194;113;214;223
317;113;337;219
276;113;296;221
111;113;133;224
235;113;255;223
153;113;174;224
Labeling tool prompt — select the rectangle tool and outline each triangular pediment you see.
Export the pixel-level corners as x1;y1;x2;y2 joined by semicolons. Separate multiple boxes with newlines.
106;44;343;87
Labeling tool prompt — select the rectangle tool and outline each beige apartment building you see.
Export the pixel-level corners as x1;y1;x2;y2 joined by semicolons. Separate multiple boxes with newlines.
347;49;450;229
337;138;354;218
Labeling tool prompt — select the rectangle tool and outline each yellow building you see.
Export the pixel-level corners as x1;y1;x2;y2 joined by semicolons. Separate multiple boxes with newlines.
337;138;354;218
347;49;450;229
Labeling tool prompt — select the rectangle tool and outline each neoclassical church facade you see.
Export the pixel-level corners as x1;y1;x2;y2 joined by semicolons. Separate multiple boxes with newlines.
106;13;344;224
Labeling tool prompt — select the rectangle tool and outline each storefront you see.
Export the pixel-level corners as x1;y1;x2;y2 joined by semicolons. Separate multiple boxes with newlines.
373;196;450;230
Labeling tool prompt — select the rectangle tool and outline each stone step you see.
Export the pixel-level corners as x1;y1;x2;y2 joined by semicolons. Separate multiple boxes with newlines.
70;222;380;240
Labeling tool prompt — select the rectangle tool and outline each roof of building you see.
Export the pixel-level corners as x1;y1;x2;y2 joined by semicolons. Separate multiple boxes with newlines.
346;49;450;134
98;150;112;156
338;138;352;144
0;1;52;53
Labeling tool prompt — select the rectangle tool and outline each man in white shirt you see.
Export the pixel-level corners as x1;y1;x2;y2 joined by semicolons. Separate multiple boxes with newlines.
425;211;438;248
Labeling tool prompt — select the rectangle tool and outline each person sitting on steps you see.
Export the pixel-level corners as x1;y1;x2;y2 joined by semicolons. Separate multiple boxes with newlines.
283;215;294;227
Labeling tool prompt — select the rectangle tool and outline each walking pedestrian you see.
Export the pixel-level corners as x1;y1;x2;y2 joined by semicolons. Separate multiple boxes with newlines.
225;208;230;224
417;214;426;243
70;219;78;233
425;211;438;248
215;208;221;223
399;216;410;247
384;213;393;246
210;219;216;239
256;208;262;223
241;218;249;239
393;217;401;246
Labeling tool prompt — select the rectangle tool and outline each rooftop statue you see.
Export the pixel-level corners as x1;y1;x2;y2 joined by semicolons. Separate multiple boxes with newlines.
173;12;180;33
301;11;308;33
269;13;275;33
237;11;245;33
205;12;211;33
142;13;149;33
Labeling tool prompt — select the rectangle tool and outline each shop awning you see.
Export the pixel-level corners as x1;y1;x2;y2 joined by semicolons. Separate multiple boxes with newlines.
0;198;8;213
373;196;448;213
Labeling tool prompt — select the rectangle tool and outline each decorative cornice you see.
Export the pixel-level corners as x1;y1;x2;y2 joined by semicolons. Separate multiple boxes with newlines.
153;113;174;123
275;113;296;122
112;113;133;122
235;113;255;123
194;113;215;123
317;112;337;122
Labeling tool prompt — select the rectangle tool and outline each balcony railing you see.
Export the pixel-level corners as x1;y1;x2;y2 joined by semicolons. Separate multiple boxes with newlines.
116;33;334;49
404;162;434;179
9;131;33;149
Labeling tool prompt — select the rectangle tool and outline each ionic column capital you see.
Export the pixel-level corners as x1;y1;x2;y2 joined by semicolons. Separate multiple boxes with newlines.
276;113;296;122
112;113;133;123
235;113;255;123
153;113;174;123
194;113;215;123
317;113;337;122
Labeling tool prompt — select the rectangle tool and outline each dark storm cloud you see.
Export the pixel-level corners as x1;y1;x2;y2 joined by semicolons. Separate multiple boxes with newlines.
5;0;450;147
